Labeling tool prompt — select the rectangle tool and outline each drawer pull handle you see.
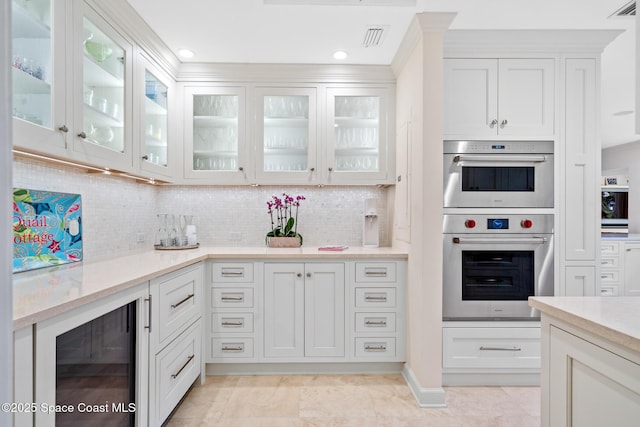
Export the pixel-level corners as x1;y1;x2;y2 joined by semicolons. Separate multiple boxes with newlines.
221;320;244;327
479;346;522;352
364;270;387;277
171;354;195;379
171;293;195;309
365;320;387;326
222;344;245;352
144;296;152;332
364;344;387;351
221;295;244;302
365;295;387;302
221;270;244;277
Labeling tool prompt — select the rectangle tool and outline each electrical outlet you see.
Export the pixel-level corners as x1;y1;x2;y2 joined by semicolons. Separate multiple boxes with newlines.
229;231;242;241
136;232;145;243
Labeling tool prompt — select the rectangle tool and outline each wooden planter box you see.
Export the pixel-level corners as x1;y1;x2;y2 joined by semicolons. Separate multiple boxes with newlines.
267;236;302;248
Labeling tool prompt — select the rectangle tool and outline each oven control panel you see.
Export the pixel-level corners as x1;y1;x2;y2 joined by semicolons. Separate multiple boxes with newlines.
444;214;554;234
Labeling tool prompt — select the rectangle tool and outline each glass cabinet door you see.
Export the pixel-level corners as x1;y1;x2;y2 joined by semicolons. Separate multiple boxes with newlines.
12;0;68;155
138;53;174;180
72;4;133;170
255;87;317;183
326;88;390;184
184;86;247;183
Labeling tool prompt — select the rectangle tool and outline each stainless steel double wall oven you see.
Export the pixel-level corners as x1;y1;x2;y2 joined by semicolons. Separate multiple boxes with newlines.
442;141;554;320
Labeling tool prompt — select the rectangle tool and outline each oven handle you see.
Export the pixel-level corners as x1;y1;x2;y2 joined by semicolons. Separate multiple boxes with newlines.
452;237;548;245
453;154;548;164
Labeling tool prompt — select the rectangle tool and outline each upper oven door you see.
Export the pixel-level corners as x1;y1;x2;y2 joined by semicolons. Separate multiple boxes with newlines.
443;151;554;208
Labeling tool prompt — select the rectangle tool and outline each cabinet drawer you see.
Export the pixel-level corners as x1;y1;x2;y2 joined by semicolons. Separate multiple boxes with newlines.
600;270;620;283
212;263;254;283
355;262;397;282
443;327;540;369
153;265;202;348
211;288;254;308
155;321;201;424
601;256;620;269
355;288;396;308
210;337;254;358
355;313;396;333
354;337;396;358
211;312;254;333
600;285;620;296
600;241;620;255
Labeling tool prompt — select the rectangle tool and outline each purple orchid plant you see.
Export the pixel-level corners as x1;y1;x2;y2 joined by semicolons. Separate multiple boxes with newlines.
266;193;305;243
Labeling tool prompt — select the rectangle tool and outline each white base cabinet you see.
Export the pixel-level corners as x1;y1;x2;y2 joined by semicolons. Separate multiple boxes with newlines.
544;321;640;427
442;322;541;386
599;239;640;296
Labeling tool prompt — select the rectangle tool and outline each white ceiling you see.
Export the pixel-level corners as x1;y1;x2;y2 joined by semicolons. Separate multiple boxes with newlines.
126;0;638;148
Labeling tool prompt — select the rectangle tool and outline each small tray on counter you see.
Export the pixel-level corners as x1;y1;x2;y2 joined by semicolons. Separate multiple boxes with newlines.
154;243;199;250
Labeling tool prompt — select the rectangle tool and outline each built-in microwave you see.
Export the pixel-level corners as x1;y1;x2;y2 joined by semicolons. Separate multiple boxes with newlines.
602;186;629;231
443;140;554;208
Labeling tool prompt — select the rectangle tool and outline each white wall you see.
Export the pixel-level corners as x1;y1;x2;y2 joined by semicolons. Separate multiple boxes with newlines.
602;141;640;233
1;0;14;421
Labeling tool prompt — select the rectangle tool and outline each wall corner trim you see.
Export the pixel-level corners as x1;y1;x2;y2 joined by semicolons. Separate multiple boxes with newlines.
402;364;447;408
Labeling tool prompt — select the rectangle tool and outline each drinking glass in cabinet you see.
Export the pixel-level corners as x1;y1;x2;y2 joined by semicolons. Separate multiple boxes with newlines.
12;0;53;127
82;18;125;153
143;70;168;167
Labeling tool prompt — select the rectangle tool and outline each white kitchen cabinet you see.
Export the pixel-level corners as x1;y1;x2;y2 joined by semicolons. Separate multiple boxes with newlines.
207;262;260;361
350;261;406;362
11;0;69;158
148;262;203;426
263;262;345;359
254;87;319;184
136;51;175;181
70;2;134;171
325;87;393;184
182;84;249;184
443;58;555;139
623;242;640;296
600;240;621;296
442;322;540;386
547;324;640;427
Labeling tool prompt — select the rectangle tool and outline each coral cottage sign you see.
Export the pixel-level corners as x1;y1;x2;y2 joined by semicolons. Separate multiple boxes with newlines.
13;189;83;273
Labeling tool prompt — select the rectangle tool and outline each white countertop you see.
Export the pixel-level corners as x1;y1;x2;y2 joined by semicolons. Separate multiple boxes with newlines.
12;246;408;330
529;296;640;354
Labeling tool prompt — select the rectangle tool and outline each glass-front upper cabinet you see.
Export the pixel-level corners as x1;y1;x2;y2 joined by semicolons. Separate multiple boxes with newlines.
254;87;318;184
71;4;133;171
183;85;247;183
11;0;68;156
326;87;392;184
137;53;174;180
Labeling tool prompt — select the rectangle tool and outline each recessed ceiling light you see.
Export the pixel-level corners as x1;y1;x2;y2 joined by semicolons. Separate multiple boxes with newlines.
333;50;348;60
178;48;195;59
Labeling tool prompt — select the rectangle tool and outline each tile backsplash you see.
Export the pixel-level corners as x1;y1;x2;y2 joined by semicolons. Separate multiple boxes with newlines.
13;157;389;261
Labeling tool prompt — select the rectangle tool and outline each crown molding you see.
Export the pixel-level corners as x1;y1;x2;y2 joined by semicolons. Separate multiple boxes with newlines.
444;29;625;56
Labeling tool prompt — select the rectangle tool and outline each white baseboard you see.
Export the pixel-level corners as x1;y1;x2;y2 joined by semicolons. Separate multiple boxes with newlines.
402;364;446;408
205;362;404;376
443;371;540;386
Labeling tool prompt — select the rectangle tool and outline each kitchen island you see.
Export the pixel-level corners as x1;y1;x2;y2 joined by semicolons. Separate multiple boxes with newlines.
529;296;640;427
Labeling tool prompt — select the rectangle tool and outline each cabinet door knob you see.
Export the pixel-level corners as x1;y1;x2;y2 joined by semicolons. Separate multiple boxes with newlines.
306;272;311;278
238;166;244;171
500;119;508;127
77;132;87;139
309;167;315;172
489;119;498;128
58;125;69;133
328;167;333;172
296;273;302;278
142;155;149;160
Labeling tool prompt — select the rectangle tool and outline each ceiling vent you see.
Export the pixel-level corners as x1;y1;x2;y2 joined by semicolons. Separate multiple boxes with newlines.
610;1;635;17
362;26;387;48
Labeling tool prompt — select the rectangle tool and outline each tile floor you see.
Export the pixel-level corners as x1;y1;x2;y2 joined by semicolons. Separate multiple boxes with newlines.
165;374;540;426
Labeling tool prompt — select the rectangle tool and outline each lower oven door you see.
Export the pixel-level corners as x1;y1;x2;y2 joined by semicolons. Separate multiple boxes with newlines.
443;234;554;320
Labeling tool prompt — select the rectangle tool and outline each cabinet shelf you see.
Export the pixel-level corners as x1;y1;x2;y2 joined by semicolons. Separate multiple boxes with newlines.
84;102;122;127
193;115;238;127
13;67;51;95
335;117;379;127
335;147;379;155
12;4;50;39
145;96;167;115
264;117;308;128
193;150;238;157
83;54;124;88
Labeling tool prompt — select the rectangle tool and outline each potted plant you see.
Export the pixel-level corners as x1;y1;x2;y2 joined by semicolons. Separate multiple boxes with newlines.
266;193;305;247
